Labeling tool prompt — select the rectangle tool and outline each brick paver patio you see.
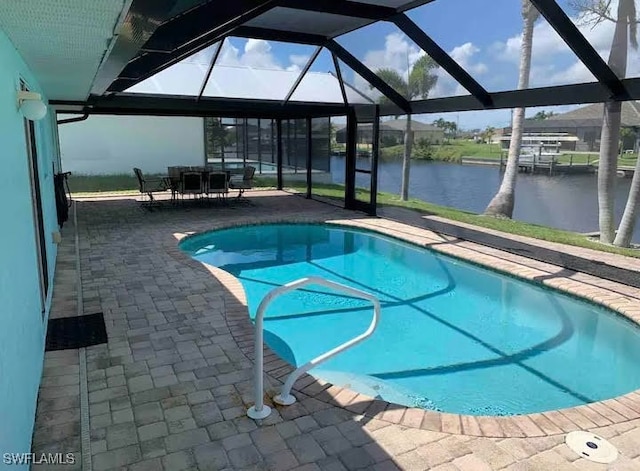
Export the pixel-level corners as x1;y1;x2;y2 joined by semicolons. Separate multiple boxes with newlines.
32;191;640;470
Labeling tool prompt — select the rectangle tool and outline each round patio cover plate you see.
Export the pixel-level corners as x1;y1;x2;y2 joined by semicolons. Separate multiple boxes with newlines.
565;431;618;463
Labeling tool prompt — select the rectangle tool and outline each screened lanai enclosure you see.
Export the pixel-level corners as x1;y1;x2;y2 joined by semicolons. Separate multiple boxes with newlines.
53;0;640;215
203;117;332;183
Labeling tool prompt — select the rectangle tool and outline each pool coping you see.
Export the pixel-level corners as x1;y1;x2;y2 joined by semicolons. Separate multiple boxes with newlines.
170;215;640;439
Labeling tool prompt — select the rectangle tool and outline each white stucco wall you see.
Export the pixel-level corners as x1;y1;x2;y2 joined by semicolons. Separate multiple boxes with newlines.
59;115;205;175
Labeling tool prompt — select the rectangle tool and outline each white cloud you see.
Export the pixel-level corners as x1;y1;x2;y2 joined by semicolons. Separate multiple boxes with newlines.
450;43;488;75
208;39;328;76
542;60;594;85
286;54;311;73
242;39;277;68
213;38;305;71
178;40;321;77
362;32;424;82
355;32;486;99
492;21;568;64
218;38;281;68
430;43;486;98
290;54;311;67
430;72;465;99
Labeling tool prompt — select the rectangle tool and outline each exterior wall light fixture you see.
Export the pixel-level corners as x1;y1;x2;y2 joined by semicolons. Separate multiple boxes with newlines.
17;90;47;121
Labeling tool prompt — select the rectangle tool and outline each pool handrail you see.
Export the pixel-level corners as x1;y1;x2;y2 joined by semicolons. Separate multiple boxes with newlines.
246;276;381;420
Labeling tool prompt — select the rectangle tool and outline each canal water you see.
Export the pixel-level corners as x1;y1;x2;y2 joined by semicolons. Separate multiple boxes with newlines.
329;157;640;244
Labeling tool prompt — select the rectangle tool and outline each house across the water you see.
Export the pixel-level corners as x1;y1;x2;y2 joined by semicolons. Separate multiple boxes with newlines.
502;101;640;152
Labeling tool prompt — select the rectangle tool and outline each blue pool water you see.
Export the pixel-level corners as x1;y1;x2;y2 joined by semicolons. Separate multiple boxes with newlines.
180;224;640;415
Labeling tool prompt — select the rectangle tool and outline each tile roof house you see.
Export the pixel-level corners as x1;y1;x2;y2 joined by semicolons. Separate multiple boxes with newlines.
504;102;640;152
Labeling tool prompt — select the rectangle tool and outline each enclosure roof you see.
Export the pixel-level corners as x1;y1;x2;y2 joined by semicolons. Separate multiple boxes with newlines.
129;62;373;104
43;0;640;117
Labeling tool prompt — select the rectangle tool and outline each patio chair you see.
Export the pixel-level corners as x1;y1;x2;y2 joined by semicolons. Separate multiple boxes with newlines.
133;167;169;208
167;166;185;203
229;165;256;199
205;172;229;204
179;171;205;205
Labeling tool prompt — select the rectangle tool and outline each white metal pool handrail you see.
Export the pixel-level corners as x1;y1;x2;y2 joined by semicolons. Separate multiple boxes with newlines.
246;276;381;420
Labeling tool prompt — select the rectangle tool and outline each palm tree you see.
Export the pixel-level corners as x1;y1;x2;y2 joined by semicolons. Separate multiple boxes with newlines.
570;0;637;245
445;121;458;141
559;1;640;246
610;1;639;246
483;126;496;144
615;153;640;246
485;0;540;217
373;55;439;201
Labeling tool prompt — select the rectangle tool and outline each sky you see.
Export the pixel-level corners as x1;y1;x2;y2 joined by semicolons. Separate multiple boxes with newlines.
155;0;639;130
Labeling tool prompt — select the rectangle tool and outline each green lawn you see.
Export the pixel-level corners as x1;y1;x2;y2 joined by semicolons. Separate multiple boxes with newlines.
68;173;147;193
380;141;502;162
618;157;638;167
557;154;637;166
557;154;596;164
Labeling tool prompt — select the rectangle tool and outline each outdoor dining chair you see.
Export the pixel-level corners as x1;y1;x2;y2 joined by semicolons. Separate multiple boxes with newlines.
179;171;205;204
206;171;229;204
229;165;256;199
133;167;170;209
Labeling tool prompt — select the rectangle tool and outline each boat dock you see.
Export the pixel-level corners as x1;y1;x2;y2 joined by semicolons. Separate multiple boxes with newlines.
513;156;595;175
461;156;596;175
460;156;636;176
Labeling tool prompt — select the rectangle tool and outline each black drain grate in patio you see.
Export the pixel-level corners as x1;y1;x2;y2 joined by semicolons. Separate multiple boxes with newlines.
45;313;107;351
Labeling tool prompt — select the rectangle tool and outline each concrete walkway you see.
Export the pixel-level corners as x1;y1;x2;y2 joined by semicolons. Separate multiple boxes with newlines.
32;192;640;470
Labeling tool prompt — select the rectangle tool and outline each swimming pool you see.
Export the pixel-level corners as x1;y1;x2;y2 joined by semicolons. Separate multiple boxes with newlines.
181;223;640;416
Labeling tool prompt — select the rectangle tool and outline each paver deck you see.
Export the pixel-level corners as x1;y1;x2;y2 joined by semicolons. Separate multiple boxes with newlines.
32;191;640;470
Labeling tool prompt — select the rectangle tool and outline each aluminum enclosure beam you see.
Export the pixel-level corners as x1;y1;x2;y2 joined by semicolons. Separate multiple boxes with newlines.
332;52;349;105
283;47;323;104
327;40;411;113
58;78;640;120
197;41;223;100
401;79;640;115
52;94;350;120
393;14;492;107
